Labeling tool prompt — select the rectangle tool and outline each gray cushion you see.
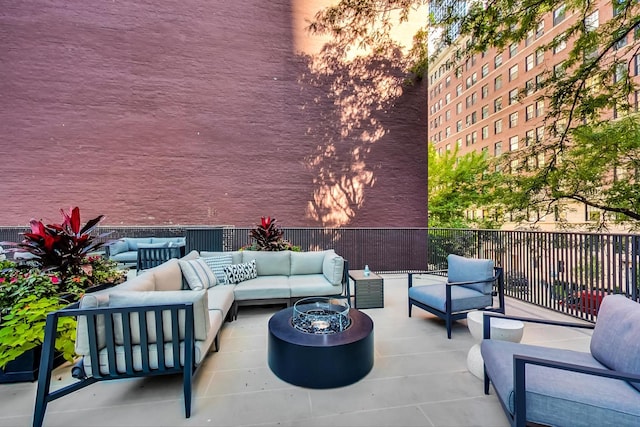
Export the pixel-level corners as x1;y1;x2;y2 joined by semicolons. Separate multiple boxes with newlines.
138;242;170;249
408;283;492;312
206;286;235;319
202;254;233;284
151;237;186;246
108;240;129;256
110;251;138;263
125;238;153;250
288;274;340;297
242;251;291;276
75;293;110;356
223;260;257;284
447;254;494;294
590;295;640;392
108;289;210;344
290;251;327;275
233;276;290;300
201;250;243;264
178;258;217;290
482;340;640;426
322;251;344;285
149;258;186;291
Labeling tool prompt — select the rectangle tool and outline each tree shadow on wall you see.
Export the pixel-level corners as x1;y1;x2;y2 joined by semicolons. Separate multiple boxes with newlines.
297;42;424;226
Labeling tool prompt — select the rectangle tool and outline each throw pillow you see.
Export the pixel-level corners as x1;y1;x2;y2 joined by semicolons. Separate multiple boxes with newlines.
223;260;257;284
178;258;217;290
202;254;233;284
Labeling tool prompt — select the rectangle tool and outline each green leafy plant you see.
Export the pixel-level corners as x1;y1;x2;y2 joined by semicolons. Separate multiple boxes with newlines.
244;216;300;251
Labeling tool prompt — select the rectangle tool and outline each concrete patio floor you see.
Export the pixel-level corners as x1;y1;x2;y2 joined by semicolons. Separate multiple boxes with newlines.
0;274;593;427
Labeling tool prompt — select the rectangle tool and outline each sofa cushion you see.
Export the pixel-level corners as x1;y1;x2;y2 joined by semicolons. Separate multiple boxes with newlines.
148;258;185;291
481;339;640;426
590;295;640;392
233;276;290;300
288;274;340;297
110;251;138;264
179;258;217;290
108;240;129;256
181;250;200;261
322;251;344;285
202;254;233;284
75;293;111;356
223;260;257;284
125;238;153;250
151;237;186;246
138;242;170;249
242;251;291;276
109;289;210;344
110;273;156;292
201;251;243;264
206;285;235;319
447;254;494;294
290;251;327;275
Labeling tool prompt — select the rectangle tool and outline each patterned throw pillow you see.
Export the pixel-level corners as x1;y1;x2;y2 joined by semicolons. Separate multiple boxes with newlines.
223;260;257;284
178;258;217;290
202;254;233;285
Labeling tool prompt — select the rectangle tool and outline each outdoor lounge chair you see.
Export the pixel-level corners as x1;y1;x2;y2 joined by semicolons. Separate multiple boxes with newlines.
408;254;504;338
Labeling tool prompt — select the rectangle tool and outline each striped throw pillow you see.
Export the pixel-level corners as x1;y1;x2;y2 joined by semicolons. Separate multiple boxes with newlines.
178;258;217;290
202;254;233;285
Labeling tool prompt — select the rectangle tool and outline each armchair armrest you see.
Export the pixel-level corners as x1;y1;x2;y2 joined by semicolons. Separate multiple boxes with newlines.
482;312;594;340
512;354;640;427
408;270;448;288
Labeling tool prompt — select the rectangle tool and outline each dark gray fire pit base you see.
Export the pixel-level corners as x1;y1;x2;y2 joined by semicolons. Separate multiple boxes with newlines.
268;307;374;389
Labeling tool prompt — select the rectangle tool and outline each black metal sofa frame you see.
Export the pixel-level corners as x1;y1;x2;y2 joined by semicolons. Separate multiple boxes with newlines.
33;301;207;427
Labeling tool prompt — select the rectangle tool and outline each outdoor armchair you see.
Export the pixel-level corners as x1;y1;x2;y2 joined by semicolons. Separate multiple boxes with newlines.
408;254;504;338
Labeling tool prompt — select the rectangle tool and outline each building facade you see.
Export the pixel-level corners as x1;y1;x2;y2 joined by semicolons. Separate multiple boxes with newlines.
427;2;640;228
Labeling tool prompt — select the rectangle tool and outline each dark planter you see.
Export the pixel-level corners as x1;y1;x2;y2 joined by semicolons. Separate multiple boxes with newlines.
0;346;64;384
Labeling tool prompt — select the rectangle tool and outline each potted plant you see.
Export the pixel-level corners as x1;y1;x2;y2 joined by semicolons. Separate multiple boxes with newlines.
242;216;301;251
0;207;124;382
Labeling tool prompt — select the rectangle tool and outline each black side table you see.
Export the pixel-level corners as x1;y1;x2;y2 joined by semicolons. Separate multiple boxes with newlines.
349;270;384;309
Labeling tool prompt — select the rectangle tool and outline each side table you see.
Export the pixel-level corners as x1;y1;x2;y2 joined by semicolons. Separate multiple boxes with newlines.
349;270;384;309
466;310;524;379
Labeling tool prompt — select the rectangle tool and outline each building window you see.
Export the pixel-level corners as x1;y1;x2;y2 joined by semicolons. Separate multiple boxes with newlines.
615;35;627;50
525;54;534;71
456;84;463;96
553;5;565;26
457;138;463;148
456;120;462;132
482;84;489;99
446;75;451;87
494;75;503;90
466;76;473;89
509;112;519;128
509;64;518;81
525;79;535;95
482;105;489;119
472;131;478;144
525;30;534;47
509;88;519;105
525;129;535;146
614;62;626;83
535;49;544;65
554;63;565;78
482;126;489;139
466;95;473;108
445;126;451;137
495;141;503;156
482;63;489;78
585;11;599;31
494;53;503;68
446;143;451;152
634;90;640;112
445;110;451;120
494;119;503;134
456;102;462;114
509;135;519;151
536;99;545;116
445;93;451;104
494;97;503;112
471;111;477;124
634;54;640;76
536;20;545;38
526;104;534;120
509;43;518;58
535;73;544;89
536;126;545;142
472;72;478;85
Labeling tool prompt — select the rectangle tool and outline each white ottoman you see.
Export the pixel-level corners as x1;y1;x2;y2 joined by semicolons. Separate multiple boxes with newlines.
466;311;524;379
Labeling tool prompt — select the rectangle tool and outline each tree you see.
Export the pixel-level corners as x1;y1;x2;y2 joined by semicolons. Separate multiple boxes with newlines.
311;0;640;227
428;143;499;228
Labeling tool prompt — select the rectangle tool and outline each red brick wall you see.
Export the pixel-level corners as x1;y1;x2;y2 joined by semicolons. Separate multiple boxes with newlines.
0;0;427;227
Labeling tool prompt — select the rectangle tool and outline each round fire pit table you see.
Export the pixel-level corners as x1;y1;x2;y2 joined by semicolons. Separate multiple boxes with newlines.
268;298;374;389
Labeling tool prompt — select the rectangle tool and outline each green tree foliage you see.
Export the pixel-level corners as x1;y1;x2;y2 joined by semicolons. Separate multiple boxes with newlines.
428;143;498;227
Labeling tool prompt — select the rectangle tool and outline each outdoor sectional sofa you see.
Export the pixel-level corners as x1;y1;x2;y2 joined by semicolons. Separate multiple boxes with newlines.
33;249;347;427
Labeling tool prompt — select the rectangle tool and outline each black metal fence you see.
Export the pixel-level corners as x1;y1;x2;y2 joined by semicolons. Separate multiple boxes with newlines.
3;225;638;321
427;228;640;321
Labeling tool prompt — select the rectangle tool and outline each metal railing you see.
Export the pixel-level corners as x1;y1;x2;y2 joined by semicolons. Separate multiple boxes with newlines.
2;225;638;321
427;228;640;321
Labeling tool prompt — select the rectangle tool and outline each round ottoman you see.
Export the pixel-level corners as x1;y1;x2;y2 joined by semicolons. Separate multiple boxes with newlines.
466;311;524;379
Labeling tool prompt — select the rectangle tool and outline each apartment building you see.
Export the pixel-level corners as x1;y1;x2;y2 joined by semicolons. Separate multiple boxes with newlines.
427;2;640;228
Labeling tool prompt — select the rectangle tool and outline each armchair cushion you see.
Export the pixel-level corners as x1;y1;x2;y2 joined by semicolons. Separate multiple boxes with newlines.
590;295;640;392
447;254;494;294
409;283;493;312
108;289;210;344
322;251;345;285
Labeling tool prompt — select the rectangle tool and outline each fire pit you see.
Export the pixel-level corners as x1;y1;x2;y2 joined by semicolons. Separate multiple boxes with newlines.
268;297;374;389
